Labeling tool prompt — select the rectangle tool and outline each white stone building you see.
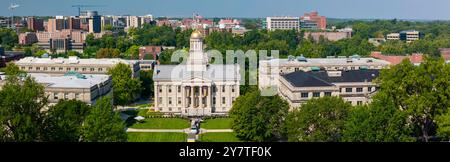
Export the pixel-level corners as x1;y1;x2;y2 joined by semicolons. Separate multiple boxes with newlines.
153;31;240;116
258;55;390;89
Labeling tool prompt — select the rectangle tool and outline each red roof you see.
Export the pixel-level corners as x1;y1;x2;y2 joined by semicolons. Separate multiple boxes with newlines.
370;52;423;65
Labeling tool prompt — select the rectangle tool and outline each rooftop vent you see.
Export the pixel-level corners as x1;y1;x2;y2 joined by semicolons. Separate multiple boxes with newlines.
287;55;295;61
327;71;342;77
297;54;307;62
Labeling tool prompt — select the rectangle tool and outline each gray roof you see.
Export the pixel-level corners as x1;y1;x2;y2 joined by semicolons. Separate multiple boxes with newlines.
153;64;240;82
282;69;380;87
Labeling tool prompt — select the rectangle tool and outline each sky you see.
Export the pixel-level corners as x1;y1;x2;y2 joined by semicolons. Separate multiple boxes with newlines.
1;0;450;20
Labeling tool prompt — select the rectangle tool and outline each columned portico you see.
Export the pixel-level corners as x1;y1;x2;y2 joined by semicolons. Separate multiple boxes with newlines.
153;30;240;117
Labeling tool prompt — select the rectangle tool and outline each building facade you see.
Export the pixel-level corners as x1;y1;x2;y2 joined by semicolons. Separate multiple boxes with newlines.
27;17;44;31
279;69;379;108
258;55;391;89
266;16;300;31
300;11;327;30
15;56;140;78
0;72;112;106
153;31;240;116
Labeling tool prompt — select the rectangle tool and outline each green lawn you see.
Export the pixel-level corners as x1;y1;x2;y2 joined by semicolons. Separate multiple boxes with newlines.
198;132;242;142
128;132;187;142
201;118;233;129
129;118;190;129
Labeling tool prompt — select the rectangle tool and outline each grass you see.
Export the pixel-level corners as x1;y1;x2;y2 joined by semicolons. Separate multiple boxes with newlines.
128;132;187;142
201;118;233;129
129;118;190;129
198;132;242;142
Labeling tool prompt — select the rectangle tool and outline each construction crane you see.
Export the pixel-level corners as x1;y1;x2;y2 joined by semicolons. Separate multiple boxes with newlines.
8;3;20;28
71;5;107;16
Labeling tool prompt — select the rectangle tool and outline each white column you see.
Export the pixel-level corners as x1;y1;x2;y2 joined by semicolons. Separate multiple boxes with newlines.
181;85;185;109
200;86;203;108
191;86;194;109
207;86;211;109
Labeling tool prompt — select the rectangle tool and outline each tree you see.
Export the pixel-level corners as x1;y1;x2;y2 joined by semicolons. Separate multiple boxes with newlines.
108;63;142;106
375;56;450;141
81;97;127;142
436;112;450;141
43;100;91;142
0;28;18;50
33;50;47;57
285;97;351;142
124;45;140;59
139;70;154;98
343;93;415;142
96;48;121;58
229;90;289;142
0;64;48;142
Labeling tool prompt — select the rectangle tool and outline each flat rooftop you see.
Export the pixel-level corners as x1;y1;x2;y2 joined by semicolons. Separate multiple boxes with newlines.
261;57;391;66
0;73;111;89
15;56;138;65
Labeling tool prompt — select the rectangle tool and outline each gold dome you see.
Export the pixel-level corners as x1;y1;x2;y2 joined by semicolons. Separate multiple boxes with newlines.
191;30;203;39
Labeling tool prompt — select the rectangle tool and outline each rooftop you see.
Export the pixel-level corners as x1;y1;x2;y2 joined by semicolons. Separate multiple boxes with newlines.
15;56;138;65
261;56;390;66
28;73;110;89
282;69;380;88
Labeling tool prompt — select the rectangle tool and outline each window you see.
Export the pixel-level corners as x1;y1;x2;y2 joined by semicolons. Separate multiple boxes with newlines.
75;93;80;99
168;87;172;93
98;68;103;72
51;67;55;71
59;67;63;71
74;68;79;71
159;86;162;93
90;68;94;72
222;97;226;104
64;93;69;99
169;108;172;111
313;92;320;97
232;97;235;104
301;93;309;98
368;87;373;92
54;93;58;100
67;68;71;71
213;97;216;105
231;86;235;93
82;68;86;71
36;67;40;70
356;88;363;92
222;86;226;93
158;97;162;104
325;92;332;96
213;86;217;93
357;101;363;105
44;67;48;71
178;97;181;104
178;86;181;93
168;97;172;105
346;88;352;93
28;67;32;70
21;67;25;70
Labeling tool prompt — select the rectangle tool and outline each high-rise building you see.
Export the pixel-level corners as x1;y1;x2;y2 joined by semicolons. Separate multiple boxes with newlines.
266;16;300;31
47;16;67;32
126;16;142;28
68;17;81;30
89;16;101;33
300;11;327;30
27;17;44;31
